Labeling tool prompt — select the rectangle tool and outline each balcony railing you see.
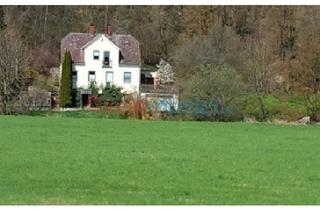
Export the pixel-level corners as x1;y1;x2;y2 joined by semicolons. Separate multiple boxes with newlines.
140;84;177;94
102;60;112;68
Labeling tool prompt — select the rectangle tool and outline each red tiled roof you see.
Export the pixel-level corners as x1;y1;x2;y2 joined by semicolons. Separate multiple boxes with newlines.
111;34;140;65
61;33;140;65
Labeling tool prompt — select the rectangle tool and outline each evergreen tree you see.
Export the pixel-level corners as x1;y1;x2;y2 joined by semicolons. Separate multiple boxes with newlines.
59;51;72;107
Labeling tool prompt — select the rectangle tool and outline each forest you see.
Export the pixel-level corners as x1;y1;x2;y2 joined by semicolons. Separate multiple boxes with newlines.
1;6;320;122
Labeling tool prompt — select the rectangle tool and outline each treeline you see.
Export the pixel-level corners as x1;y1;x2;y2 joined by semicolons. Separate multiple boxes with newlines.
1;6;320;121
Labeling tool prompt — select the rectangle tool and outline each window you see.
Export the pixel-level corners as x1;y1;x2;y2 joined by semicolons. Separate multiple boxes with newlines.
104;51;110;66
106;71;114;86
124;72;131;84
72;71;77;89
93;50;100;60
88;71;96;82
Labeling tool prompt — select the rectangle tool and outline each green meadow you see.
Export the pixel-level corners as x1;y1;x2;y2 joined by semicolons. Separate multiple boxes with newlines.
0;115;320;204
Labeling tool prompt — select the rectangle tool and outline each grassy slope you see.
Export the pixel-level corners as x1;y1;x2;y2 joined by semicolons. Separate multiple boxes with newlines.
0;116;320;204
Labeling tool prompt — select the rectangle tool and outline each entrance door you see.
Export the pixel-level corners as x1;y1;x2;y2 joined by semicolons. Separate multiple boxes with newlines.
82;94;90;107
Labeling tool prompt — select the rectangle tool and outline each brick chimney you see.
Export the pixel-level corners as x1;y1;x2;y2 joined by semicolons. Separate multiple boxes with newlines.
88;22;96;35
105;25;113;36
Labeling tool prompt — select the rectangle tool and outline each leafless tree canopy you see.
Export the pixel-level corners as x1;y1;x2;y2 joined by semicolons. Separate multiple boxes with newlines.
0;29;29;114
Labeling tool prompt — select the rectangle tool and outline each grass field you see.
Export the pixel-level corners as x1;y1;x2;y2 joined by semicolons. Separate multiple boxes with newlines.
1;115;320;204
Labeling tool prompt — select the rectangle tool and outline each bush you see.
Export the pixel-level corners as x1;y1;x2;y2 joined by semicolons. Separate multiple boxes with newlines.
122;98;149;120
99;84;123;106
88;81;100;96
177;99;236;121
243;94;307;121
305;91;320;122
89;95;99;108
88;82;100;107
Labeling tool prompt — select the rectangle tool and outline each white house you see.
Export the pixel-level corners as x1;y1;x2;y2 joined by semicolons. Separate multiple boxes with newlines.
60;24;179;111
60;24;141;97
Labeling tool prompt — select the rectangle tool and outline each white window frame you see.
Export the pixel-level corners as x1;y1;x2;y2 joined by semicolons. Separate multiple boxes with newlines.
88;71;96;82
93;50;100;60
106;71;114;86
124;72;132;84
104;51;110;66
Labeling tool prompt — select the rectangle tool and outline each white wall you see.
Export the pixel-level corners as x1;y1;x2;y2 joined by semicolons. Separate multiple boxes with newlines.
74;34;140;94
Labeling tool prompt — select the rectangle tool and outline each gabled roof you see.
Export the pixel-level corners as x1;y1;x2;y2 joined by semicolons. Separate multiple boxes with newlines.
61;33;95;64
111;34;140;66
61;32;140;65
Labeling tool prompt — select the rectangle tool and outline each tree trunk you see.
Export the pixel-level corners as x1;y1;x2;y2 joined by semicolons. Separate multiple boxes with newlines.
104;5;109;28
43;5;48;40
258;95;267;121
217;102;224;121
1;94;8;114
1;100;6;114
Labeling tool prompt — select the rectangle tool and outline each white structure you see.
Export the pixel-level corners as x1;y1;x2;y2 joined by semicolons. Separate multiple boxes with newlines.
140;59;178;112
61;25;141;94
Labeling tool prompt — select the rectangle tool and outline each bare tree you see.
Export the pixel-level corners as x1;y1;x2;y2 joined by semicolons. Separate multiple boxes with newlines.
245;35;276;120
0;29;29;114
172;21;243;101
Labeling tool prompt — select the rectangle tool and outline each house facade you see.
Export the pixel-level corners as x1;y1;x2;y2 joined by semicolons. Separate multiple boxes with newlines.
60;24;141;95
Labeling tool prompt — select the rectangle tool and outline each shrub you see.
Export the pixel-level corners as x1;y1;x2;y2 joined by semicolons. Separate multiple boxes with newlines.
178;99;236;121
89;95;99;108
122;98;148;120
88;81;100;96
87;82;100;107
99;84;123;106
304;92;320;122
264;95;281;118
243;94;308;121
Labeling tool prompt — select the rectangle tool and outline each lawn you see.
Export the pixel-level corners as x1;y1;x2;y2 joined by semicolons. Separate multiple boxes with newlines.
0;115;320;204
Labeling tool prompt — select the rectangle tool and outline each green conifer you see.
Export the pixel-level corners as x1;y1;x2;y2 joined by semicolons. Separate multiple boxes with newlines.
59;51;72;107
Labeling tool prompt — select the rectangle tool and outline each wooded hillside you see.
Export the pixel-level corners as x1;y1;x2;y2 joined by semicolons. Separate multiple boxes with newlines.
1;6;320;121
